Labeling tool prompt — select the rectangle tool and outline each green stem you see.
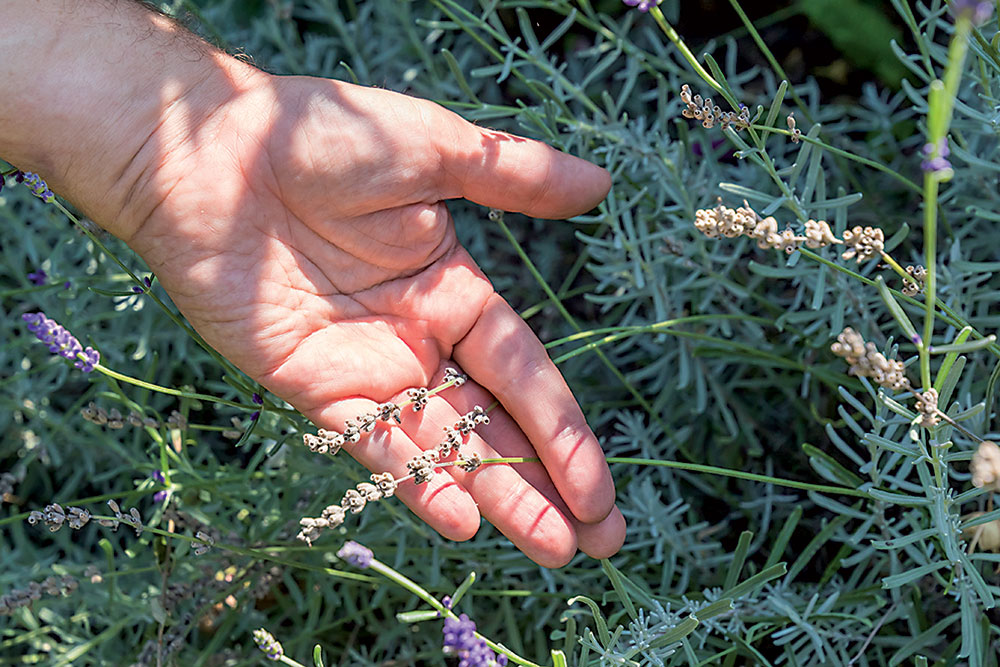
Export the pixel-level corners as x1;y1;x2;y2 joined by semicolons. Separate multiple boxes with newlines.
648;6;732;104
93;364;252;410
483;456;868;498
366;558;544;667
919;15;973;389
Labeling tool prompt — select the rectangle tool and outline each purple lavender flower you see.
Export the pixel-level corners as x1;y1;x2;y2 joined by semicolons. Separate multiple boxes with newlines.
14;171;56;203
921;139;952;174
252;392;263;405
152;470;167;503
443;614;508;667
437;595;455;618
951;0;993;24
337;540;373;568
27;269;47;286
22;312;99;372
622;0;660;10
252;628;283;661
131;276;154;294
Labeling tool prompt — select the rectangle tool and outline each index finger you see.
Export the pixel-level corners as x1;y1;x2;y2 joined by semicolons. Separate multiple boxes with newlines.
453;292;616;524
426;103;612;219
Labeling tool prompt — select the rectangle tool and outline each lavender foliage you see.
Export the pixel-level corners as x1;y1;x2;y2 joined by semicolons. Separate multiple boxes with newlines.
4;0;1000;664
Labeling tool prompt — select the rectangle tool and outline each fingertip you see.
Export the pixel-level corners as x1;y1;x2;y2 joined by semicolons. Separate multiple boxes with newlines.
560;440;617;525
577;506;626;560
404;472;482;542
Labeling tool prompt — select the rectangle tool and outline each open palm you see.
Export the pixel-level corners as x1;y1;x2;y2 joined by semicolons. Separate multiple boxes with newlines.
119;73;624;567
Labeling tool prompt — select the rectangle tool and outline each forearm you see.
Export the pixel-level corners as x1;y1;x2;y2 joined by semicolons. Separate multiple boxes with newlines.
0;1;257;240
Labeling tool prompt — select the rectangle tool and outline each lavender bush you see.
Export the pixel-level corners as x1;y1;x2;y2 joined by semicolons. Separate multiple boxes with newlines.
3;0;1000;664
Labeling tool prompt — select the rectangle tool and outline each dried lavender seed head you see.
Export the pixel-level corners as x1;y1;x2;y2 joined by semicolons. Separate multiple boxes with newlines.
407;458;435;485
455;415;476;436
42;503;66;532
303;433;329;454
356;482;382;503
840;226;885;263
342;420;361;443
357;412;377;433
915;389;940;428
831;327;910;391
341;488;367;514
420;449;442;464
296;518;325;546
321;504;347;529
437;426;462;457
193;530;214;555
128;507;143;536
963;513;1000;552
443;367;468;386
803;219;838;248
971;441;1000;491
167;410;187;430
679;85;749;132
407;387;429;411
81;402;101;423
371;472;398;497
469;406;490;425
376;402;402;423
457;453;483;472
775;228;800;254
67;506;91;530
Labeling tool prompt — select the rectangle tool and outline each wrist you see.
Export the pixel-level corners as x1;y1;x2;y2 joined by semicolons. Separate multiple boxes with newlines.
0;1;260;241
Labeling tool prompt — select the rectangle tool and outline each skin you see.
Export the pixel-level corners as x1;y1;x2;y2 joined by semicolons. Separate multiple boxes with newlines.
0;0;626;567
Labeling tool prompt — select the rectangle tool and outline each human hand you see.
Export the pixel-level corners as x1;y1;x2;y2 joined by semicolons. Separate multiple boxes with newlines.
0;0;625;566
116;71;625;567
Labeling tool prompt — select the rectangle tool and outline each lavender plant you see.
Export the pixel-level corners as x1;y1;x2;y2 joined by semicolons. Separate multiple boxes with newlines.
5;0;1000;664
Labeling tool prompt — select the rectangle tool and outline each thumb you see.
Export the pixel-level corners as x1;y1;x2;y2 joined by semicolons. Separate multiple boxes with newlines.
431;109;611;219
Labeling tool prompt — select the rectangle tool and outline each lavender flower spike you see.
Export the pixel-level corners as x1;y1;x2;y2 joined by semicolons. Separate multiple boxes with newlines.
443;613;508;667
252;628;284;661
14;171;56;203
622;0;661;11
336;540;374;568
22;312;99;372
951;0;993;24
920;139;952;175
